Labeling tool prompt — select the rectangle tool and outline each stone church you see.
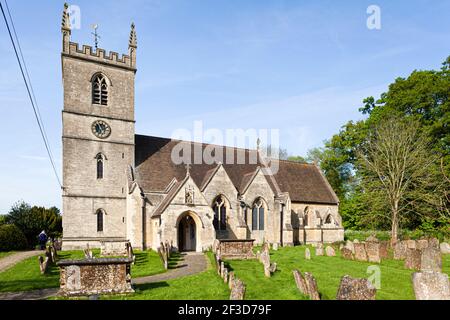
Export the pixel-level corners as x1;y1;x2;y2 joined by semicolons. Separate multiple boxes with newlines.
60;5;344;252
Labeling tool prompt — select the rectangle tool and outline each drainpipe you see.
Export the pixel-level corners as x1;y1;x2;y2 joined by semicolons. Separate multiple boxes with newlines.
141;195;146;251
280;203;284;246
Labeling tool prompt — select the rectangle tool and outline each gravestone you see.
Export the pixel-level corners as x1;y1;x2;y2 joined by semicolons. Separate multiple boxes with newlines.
366;235;379;243
416;239;429;250
405;249;422;270
325;246;336;257
38;256;49;274
126;242;135;264
84;244;93;260
293;270;320;300
305;248;311;260
379;241;390;259
440;242;450;254
428;238;440;250
420;246;442;272
353;243;368;262
412;271;450;300
223;268;229;284
269;263;277;274
406;240;417;249
228;272;235;290
230;279;246;300
273;243;279;251
365;242;381;264
336;275;377;300
212;239;220;254
157;246;168;270
394;241;408;260
315;246;324;256
345;240;355;254
341;248;354;260
220;261;225;278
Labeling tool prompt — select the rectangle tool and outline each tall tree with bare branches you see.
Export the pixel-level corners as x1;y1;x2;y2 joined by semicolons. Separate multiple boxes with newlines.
358;117;446;245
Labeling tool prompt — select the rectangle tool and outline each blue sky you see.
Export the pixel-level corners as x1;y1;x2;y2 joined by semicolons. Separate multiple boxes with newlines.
0;0;449;213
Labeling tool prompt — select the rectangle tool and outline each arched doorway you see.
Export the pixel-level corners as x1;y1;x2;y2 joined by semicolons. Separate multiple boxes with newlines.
178;214;197;252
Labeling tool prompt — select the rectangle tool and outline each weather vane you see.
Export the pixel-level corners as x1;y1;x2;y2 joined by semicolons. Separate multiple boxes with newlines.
91;24;101;50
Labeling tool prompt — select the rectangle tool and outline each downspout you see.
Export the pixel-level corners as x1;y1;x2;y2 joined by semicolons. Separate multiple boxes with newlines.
280;203;284;246
141;194;146;250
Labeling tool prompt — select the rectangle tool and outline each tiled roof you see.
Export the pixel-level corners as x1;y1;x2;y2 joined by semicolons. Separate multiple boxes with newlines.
135;135;338;205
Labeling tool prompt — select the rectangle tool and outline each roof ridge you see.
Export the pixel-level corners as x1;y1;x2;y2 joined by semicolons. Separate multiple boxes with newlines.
135;134;259;153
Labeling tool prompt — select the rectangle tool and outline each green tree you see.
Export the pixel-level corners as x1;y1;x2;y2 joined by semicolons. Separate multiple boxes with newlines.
5;201;62;248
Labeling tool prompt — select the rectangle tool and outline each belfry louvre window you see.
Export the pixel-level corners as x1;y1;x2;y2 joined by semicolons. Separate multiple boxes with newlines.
92;74;108;105
96;154;106;179
96;209;104;232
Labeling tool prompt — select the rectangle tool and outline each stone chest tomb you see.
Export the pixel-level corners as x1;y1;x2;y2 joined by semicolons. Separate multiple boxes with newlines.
57;258;134;297
217;240;256;260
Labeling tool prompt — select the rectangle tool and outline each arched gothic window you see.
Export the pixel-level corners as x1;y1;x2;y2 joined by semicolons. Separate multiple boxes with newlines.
252;198;266;231
96;154;106;179
303;206;309;226
96;209;105;232
212;196;227;231
92;73;108;105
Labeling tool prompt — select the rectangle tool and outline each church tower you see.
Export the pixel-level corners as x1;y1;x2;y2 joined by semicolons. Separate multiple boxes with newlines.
61;4;137;249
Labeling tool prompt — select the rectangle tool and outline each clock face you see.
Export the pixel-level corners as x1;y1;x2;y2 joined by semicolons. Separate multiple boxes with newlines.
91;120;111;139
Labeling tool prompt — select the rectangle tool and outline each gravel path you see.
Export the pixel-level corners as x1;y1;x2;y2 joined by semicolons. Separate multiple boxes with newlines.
0;250;43;273
133;252;207;285
0;251;207;300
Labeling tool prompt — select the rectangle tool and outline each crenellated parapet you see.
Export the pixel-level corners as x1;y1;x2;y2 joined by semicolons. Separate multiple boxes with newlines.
61;3;137;71
64;42;135;70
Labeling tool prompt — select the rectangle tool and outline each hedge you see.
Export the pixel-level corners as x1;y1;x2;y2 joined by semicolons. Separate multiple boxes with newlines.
0;224;28;252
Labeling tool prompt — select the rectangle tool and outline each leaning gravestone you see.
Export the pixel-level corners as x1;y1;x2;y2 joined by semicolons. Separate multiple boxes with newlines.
405;249;422;270
394;241;408;260
365;242;381;264
440;242;450;254
157;247;168;270
353;243;368;262
412;272;450;300
38;256;49;275
230;279;246;300
345;240;355;254
293;270;320;300
325;246;336;257
228;272;235;290
420;246;442;272
336;275;377;300
341;248;354;260
305;248;311;260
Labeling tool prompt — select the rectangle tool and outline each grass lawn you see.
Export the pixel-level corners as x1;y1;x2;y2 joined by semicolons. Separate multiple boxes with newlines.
223;246;450;300
0;249;167;293
108;252;229;300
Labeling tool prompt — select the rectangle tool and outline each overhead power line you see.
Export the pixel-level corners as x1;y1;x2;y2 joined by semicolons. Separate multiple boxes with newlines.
0;0;62;188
